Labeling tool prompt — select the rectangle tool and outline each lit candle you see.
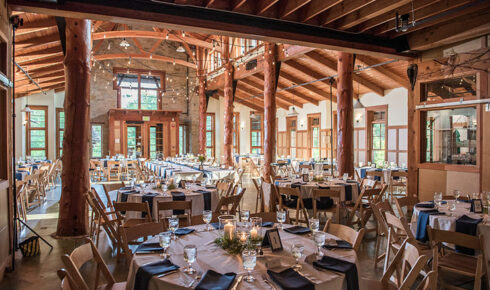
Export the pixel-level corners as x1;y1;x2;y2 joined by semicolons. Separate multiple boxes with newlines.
250;227;258;238
224;222;234;240
239;232;248;243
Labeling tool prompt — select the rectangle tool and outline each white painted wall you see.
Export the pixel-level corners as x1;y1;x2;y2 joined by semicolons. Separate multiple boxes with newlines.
277;100;337;131
15;90;65;160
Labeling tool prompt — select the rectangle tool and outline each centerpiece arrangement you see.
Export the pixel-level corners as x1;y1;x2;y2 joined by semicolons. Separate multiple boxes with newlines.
166;178;176;190
198;155;206;170
214;215;263;255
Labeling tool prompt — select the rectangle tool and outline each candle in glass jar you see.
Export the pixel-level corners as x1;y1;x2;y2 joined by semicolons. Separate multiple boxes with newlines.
250;227;258;238
239;232;248;243
224;222;234;240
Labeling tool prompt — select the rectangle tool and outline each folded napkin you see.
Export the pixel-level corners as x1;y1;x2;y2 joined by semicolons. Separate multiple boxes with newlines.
120;190;138;203
135;242;163;253
120;186;136;191
205;185;216;189
171;191;186;215
134;260;179;290
313;256;359;290
458;199;472;203
416;209;444;242
194;190;212;211
284;226;311;235
455;215;483;255
142;193;158;218
262;222;274;227
267;268;314;290
335;183;353;201
174;228;195;236
415;202;434;208
323;239;353;250
291;182;306;188
210;222;223;230
195;270;236;290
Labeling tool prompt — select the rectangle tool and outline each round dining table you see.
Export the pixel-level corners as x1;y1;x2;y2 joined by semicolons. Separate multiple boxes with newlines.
126;224;359;290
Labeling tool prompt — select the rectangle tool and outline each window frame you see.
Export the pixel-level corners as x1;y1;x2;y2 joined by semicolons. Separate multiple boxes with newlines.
56;108;64;158
308;113;321;159
91;123;103;158
26;105;48;159
206;113;215;157
179;124;187;156
365;105;388;166
113;68;165;110
250;112;263;154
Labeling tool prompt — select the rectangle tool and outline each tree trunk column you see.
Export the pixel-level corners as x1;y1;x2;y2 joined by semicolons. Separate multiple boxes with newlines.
336;52;354;177
56;18;91;237
223;61;234;166
263;43;277;182
198;75;207;155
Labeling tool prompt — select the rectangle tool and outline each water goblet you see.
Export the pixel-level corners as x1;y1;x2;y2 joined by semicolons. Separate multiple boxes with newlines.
242;249;257;282
454;190;461;203
183;244;197;274
342;173;349;181
448;200;456;217
276;210;286;230
240;210;250;224
309;218;320;233
159;232;171;259
291;243;304;270
313;231;326;259
168;216;179;240
202;210;213;231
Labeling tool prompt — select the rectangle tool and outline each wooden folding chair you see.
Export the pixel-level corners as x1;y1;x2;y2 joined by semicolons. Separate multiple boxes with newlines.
371;200;396;269
156;200;193;226
362;239;437;290
191;212;219;226
252;178;263;213
428;228;488;290
277;186;309;225
61;238;126;290
360;178;378;190
261;179;281;213
120;222;165;263
106;161;121;181
346;186;383;233
366;170;384;184
113;202;152;228
394;196;419;221
216;180;233;197
322;219;365;254
312;188;342;223
298;164;313;170
214;187;245;215
389;171;408;199
85;191;119;249
57;269;76;290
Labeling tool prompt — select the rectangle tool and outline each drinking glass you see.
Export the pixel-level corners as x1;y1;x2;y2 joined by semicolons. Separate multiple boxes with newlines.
434;192;442;207
453;190;461;203
240;210;250;224
472;192;481;200
313;231;326;258
448;200;456;217
291;243;304;270
159;232;171;259
242;249;257;282
183;244;197;274
168;216;179;240
342;173;349;181
309;218;320;233
276;210;286;230
202;210;213;231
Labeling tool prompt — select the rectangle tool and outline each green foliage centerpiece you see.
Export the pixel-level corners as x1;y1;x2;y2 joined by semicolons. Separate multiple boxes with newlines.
214;215;264;255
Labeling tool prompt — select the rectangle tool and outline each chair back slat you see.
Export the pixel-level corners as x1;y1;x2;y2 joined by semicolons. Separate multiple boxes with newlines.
428;227;482;250
323;219;364;253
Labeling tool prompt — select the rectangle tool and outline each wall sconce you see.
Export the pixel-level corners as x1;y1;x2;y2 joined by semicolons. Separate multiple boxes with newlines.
355;114;362;124
240;121;245;130
299;119;305;128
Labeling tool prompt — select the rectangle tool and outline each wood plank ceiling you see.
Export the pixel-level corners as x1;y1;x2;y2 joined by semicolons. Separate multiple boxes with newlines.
12;0;489;102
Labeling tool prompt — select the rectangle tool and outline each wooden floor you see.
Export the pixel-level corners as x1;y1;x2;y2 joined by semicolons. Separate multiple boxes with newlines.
0;174;385;289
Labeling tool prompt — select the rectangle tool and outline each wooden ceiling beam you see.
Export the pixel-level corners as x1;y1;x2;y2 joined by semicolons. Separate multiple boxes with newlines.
236;86;289;109
355;55;407;88
319;0;375;26
16;68;65;82
16;71;64;87
17;53;64;67
300;0;341;23
279;0;311;19
279;69;333;101
256;0;279;15
15;44;62;57
93;53;197;68
17;16;56;30
219;89;265;112
240;77;299;107
16;83;65;98
249;74;320;105
16;31;60;49
16;79;65;91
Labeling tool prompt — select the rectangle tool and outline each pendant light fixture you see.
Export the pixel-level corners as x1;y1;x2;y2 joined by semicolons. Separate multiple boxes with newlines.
21;76;32;113
288;90;299;116
120;38;130;49
176;45;186;53
354;65;364;109
250;96;258;119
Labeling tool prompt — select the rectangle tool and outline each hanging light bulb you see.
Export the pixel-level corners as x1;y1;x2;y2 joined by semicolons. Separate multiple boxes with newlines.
176;45;186;53
107;42;111;50
128;56;132;65
120;38;131;48
182;31;185;37
173;58;176;66
149;54;152;59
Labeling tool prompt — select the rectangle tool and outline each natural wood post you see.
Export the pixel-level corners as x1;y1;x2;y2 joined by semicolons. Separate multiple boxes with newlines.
263;43;277;181
223;37;234;166
336;52;354;177
407;62;418;198
197;48;207;155
56;18;91;237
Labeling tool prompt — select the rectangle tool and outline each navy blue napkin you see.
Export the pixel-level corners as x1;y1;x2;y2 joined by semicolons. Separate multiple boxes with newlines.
195;270;236;290
291;182;305;189
335;183;353;201
205;185;216;189
284;226;311;235
194;190;212;211
120;190;138;203
210;222;222;230
313;256;359;290
134;260;179;290
415;202;435;209
262;222;274;227
142;193;158;218
267;268;314;290
174;228;195;236
323;239;353;250
455;215;482;255
135;242;163;253
416;209;444;242
171;191;186;215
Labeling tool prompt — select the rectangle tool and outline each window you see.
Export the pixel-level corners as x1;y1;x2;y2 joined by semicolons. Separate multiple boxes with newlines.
126;125;143;157
56;108;64;158
116;70;164;110
372;123;386;167
91;124;102;158
422;74;477;102
26;106;48;158
288;118;297;158
233;112;239;154
250;112;263;154
206;113;215;157
423;107;477;165
179;124;187;156
309;116;320;160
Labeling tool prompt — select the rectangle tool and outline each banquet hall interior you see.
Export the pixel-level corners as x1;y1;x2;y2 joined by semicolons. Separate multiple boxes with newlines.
0;0;489;289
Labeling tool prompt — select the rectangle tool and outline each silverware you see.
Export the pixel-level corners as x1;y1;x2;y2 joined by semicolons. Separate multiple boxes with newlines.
187;272;203;287
261;274;277;290
157;269;178;278
231;274;244;290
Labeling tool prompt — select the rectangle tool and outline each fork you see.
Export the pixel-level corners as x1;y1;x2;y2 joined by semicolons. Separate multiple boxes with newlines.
187;271;203;288
261;274;277;290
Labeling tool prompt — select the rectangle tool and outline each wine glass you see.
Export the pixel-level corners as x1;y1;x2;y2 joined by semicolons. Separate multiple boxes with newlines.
168;216;179;240
183;244;197;274
240;210;250;224
342;173;349;181
448;200;456;217
159;232;171;259
309;218;319;233
453;190;461;203
202;210;213;231
242;249;257;282
313;231;326;259
276;210;286;230
434;192;442;207
291;243;304;270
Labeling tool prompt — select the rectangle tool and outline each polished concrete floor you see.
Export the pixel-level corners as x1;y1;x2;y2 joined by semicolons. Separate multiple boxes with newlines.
0;175;385;289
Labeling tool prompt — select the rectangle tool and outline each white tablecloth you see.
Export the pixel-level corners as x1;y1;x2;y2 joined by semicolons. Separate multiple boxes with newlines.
275;178;360;202
117;185;219;220
126;224;359;290
147;161;236;181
